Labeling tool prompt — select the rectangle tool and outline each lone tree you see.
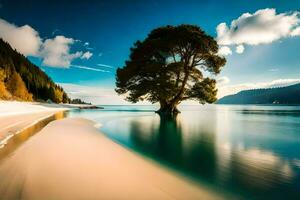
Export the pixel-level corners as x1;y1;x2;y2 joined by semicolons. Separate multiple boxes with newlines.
116;25;226;116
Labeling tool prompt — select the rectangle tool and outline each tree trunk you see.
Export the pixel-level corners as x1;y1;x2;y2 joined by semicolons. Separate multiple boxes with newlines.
155;101;180;116
170;69;189;107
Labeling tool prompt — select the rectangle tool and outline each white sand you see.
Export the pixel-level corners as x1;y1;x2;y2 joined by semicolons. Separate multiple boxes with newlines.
0;101;69;148
0;118;224;200
0;100;69;117
0;100;98;148
0;100;96;117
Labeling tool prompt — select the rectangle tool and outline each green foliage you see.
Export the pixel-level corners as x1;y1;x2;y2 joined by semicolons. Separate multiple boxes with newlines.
0;38;70;103
70;98;91;104
115;25;226;114
187;78;217;104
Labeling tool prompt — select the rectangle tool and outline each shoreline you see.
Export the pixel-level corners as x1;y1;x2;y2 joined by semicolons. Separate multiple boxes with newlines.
0;118;222;200
0;102;227;199
0;100;101;149
0;101;69;149
0;118;225;199
0;112;55;148
0;111;66;161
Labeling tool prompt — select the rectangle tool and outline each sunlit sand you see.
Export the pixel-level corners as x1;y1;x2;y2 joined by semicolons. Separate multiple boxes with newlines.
0;118;223;200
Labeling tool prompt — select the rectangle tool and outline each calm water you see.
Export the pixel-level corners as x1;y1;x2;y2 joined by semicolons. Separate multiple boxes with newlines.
67;105;300;199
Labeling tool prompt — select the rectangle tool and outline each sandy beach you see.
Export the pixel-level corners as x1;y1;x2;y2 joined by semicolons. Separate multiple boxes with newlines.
0;101;69;149
0;101;99;149
0;117;224;200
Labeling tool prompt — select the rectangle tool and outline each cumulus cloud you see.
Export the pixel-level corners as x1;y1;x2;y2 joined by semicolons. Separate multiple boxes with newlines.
218;46;232;56
0;18;41;56
236;44;244;54
81;51;93;59
217;8;300;46
218;79;300;98
40;36;82;67
0;18;92;68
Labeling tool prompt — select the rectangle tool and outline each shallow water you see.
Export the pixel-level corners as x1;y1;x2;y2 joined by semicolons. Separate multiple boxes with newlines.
0;111;66;161
68;105;300;199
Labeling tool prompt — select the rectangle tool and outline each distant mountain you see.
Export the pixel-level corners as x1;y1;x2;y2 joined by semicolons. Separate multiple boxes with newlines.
0;38;69;103
217;83;300;105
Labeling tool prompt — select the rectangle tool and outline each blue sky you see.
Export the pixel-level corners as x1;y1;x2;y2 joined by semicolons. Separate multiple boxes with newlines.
0;0;300;104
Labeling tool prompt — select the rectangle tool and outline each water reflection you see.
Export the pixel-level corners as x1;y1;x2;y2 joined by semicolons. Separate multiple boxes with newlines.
128;114;218;186
99;106;300;199
0;111;65;161
239;109;300;116
130;115;183;162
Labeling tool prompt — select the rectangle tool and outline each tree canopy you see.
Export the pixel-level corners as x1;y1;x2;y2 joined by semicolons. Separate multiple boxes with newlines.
116;25;226;115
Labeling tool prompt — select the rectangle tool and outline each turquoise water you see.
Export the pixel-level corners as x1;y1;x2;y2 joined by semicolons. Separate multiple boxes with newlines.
67;105;300;199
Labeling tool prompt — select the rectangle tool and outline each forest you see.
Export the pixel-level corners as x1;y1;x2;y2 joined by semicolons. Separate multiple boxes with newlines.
0;38;69;103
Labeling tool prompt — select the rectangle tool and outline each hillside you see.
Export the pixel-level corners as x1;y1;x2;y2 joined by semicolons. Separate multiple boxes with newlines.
0;38;69;103
217;83;300;104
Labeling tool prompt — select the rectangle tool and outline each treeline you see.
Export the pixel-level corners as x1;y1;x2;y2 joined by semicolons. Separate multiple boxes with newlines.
0;38;69;103
70;98;91;105
217;83;300;104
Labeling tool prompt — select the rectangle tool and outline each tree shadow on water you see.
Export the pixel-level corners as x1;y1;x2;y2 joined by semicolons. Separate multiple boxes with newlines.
128;113;217;181
129;114;182;163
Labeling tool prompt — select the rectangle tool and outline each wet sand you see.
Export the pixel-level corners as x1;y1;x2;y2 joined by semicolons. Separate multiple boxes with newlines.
0;118;223;200
0;100;98;148
0;111;63;148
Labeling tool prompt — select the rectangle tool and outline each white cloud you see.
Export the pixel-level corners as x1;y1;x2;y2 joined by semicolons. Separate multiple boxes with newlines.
40;36;82;67
217;76;230;85
236;44;245;54
0;18;93;68
60;83;128;105
218;78;300;98
84;42;89;46
218;46;232;56
81;51;93;60
217;8;300;46
0;18;41;56
97;63;114;68
71;64;110;72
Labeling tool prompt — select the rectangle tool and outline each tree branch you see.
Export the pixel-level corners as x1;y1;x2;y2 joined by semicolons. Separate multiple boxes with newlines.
171;51;177;63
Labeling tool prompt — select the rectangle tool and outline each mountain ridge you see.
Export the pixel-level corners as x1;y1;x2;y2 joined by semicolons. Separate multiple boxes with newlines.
0;38;69;103
217;83;300;104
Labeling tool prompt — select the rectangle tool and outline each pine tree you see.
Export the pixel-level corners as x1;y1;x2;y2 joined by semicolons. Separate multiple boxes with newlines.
6;71;33;101
0;69;11;99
